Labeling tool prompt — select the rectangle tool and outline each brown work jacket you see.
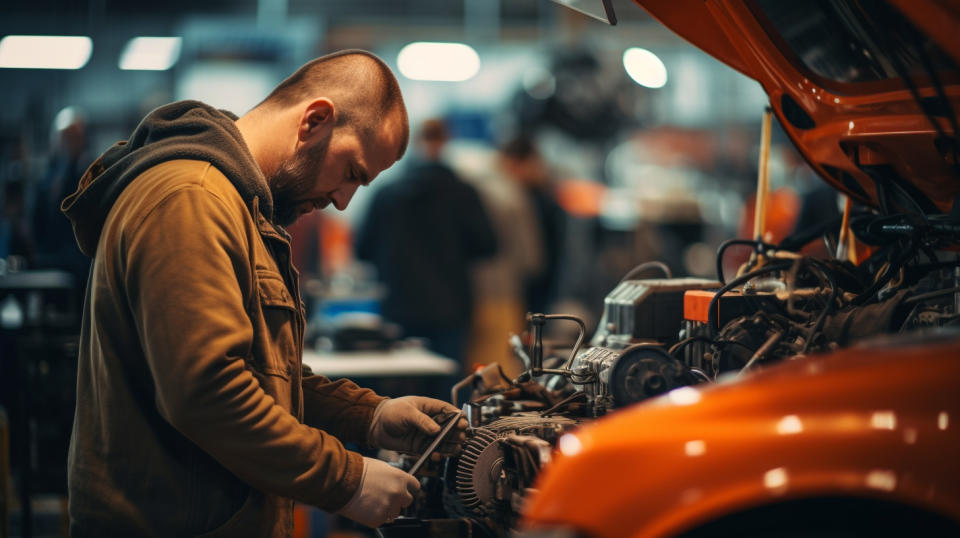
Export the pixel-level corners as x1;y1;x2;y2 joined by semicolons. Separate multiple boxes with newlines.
64;156;384;537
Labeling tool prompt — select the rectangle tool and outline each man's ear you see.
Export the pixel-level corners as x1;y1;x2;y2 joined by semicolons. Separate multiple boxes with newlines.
298;98;335;142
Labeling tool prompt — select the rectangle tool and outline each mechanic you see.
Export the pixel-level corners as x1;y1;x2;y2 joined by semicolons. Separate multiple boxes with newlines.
62;49;467;537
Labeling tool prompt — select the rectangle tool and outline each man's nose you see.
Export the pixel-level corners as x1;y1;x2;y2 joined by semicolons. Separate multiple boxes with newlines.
331;183;359;211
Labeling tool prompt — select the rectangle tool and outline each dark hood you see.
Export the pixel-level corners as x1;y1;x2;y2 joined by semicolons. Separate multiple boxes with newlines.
61;100;273;256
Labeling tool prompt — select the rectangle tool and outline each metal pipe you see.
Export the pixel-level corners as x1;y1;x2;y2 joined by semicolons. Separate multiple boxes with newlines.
837;195;854;262
529;313;545;373
450;372;477;408
548;314;586;370
739;330;783;376
753;106;773;245
512;313;589;383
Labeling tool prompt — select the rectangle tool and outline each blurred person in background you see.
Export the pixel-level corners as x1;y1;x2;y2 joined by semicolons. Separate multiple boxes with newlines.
465;140;544;375
498;136;565;315
1;136;35;267
61;50;466;537
356;118;496;367
33;107;91;283
0;179;33;265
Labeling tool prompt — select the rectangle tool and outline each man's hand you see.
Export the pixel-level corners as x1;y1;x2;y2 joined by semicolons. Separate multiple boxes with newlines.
338;457;419;527
368;396;468;459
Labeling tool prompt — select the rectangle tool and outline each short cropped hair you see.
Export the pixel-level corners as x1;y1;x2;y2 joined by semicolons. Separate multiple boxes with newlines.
259;50;409;160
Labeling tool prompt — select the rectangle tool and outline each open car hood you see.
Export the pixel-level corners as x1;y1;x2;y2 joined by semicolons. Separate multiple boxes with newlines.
633;0;960;216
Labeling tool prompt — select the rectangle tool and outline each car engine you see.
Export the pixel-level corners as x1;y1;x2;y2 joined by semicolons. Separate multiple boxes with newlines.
378;209;960;538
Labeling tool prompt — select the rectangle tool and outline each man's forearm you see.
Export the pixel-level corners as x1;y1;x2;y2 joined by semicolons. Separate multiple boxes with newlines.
301;367;386;446
158;354;365;511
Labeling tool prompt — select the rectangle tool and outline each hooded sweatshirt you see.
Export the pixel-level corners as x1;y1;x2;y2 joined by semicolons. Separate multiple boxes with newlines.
63;101;384;538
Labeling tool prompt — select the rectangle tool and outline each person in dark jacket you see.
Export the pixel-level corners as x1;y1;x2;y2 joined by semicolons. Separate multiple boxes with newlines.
33;107;91;289
63;50;466;538
499;136;565;314
356;119;496;366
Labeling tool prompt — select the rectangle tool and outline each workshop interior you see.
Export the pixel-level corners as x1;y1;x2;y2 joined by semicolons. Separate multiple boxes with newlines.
2;0;960;537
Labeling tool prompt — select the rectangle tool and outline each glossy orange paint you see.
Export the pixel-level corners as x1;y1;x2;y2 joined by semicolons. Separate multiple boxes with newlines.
632;0;960;215
521;334;960;537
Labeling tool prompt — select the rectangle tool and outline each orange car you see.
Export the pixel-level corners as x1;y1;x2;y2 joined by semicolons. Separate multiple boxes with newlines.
519;1;960;536
521;334;960;537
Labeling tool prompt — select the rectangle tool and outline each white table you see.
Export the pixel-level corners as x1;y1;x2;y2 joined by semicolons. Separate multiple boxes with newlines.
302;347;460;378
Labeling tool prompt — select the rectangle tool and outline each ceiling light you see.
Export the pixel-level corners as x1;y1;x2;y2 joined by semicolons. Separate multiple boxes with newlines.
120;37;182;71
0;35;92;69
623;47;667;89
397;42;480;82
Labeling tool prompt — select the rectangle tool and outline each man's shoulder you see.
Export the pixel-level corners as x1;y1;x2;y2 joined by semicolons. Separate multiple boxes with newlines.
112;159;249;229
124;159;243;205
141;159;232;188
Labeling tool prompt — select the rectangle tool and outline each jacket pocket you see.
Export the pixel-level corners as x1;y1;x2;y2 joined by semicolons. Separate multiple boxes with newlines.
252;269;298;379
257;269;297;312
196;488;260;538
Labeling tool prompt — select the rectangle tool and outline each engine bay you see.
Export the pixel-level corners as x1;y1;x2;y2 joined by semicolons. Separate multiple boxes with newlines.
378;204;960;538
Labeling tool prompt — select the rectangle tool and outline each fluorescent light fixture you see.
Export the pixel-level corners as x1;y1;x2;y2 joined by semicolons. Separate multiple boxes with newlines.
120;37;182;71
623;47;667;89
397;42;480;82
0;35;92;69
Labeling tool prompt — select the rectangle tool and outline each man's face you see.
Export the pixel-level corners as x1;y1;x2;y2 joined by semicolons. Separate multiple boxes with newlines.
270;112;401;227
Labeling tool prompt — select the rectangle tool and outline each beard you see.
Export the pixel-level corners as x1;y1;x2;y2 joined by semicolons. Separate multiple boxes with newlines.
269;132;331;227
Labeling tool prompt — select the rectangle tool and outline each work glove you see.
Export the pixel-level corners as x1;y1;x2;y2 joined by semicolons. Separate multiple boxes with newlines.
367;396;468;459
337;457;420;528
